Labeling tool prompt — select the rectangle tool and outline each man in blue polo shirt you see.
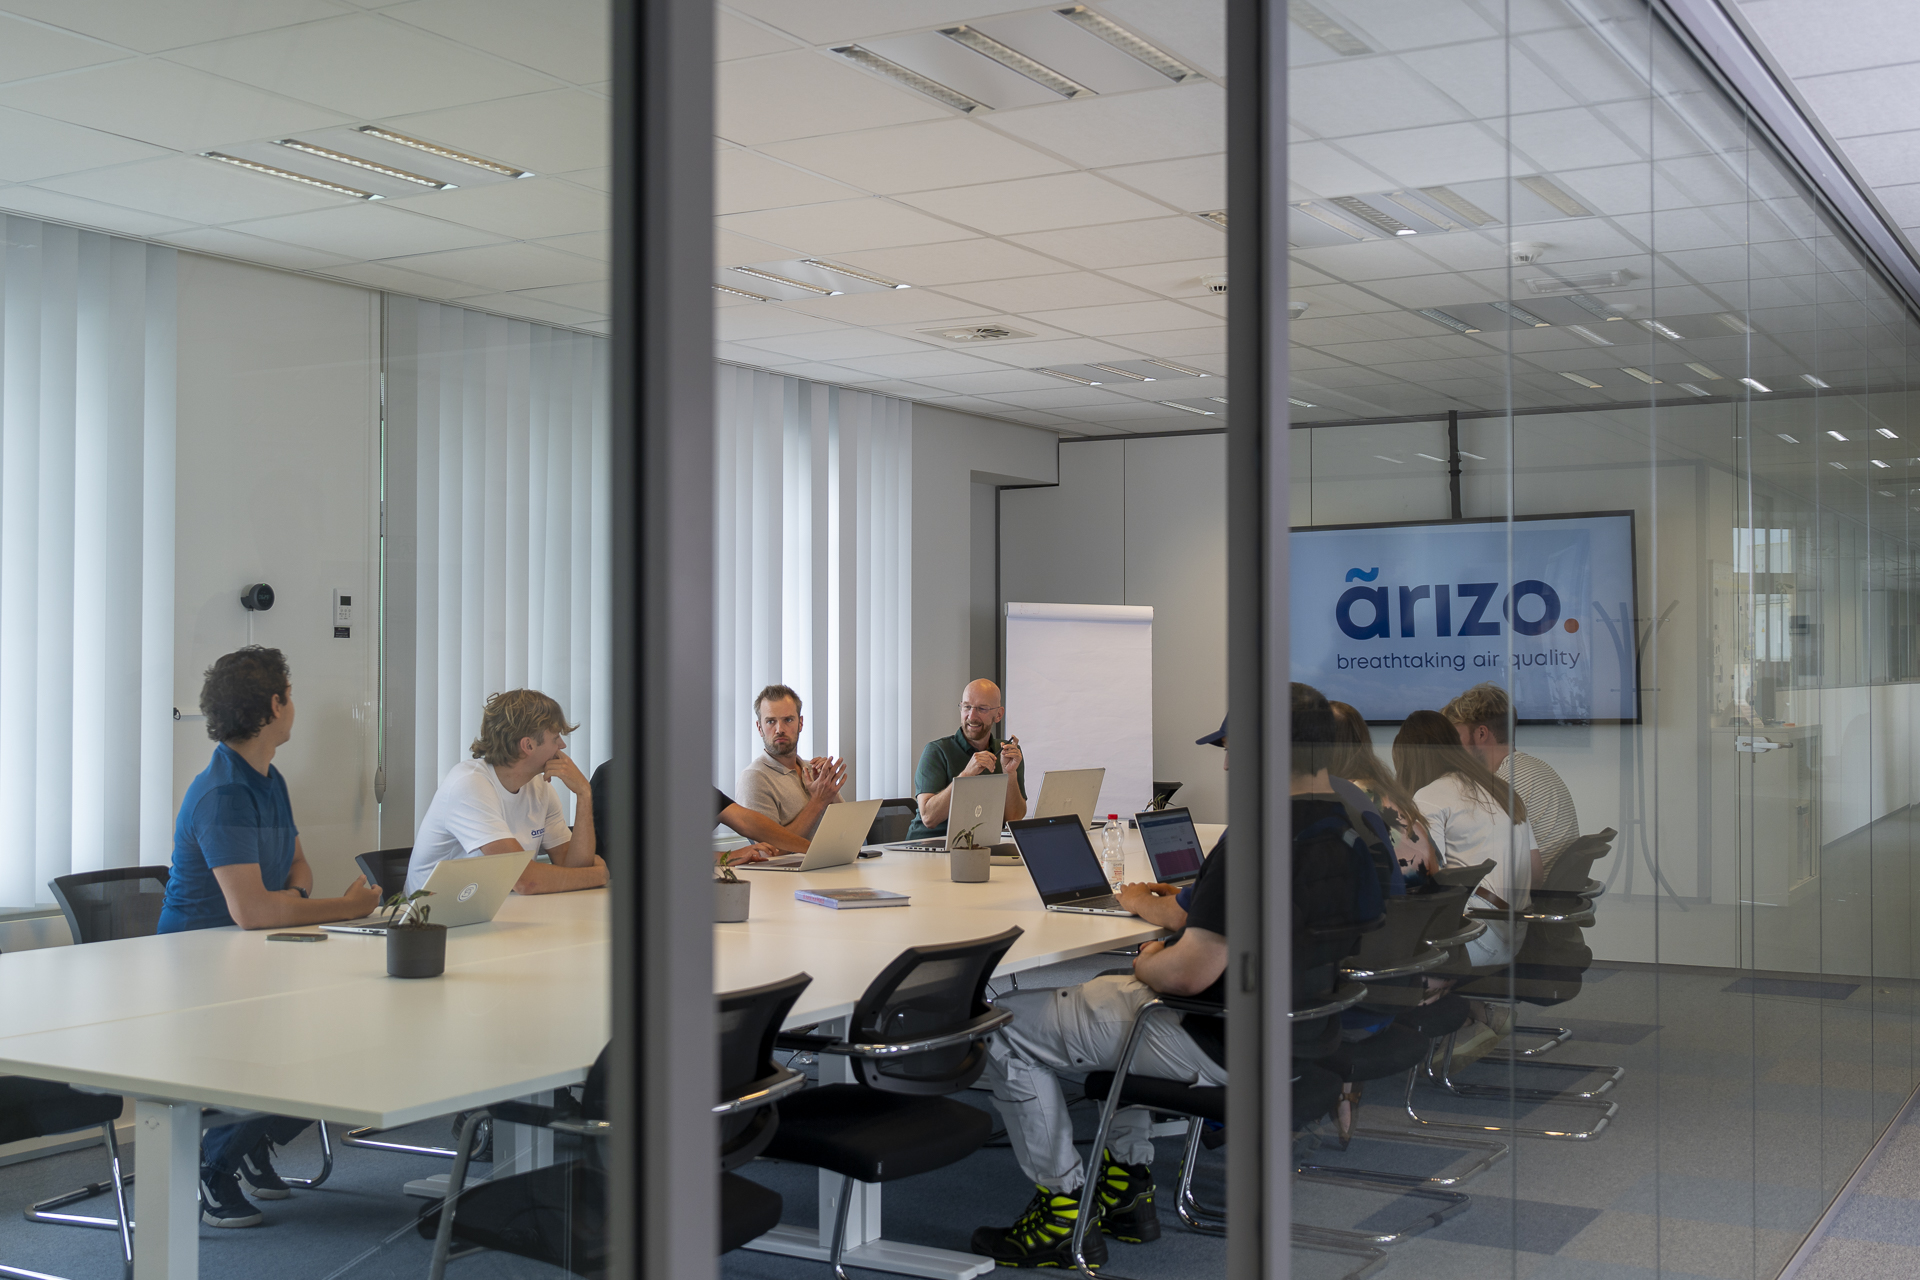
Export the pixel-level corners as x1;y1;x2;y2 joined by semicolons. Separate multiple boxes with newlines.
906;678;1026;840
160;647;380;1228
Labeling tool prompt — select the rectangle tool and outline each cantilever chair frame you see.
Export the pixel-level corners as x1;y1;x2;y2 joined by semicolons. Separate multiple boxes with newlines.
4;1113;132;1280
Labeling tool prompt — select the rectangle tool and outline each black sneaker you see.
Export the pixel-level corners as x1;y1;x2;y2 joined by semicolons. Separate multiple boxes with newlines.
1094;1151;1160;1244
199;1167;263;1228
237;1140;292;1200
970;1185;1108;1268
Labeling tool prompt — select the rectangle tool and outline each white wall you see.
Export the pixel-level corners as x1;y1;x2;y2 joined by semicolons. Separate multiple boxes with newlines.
172;255;381;896
910;404;1057;763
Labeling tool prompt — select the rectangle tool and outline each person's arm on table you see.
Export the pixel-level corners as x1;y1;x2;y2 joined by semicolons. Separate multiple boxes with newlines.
720;803;810;853
1131;927;1228;997
213;861;380;929
1116;881;1188;930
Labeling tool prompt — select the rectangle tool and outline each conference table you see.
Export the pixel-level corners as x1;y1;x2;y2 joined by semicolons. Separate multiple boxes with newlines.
0;822;1216;1280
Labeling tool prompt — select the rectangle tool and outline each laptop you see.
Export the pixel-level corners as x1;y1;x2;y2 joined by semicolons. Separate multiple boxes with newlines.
320;850;534;934
885;775;1008;853
1009;813;1132;916
742;798;883;872
1134;806;1206;885
1033;767;1105;830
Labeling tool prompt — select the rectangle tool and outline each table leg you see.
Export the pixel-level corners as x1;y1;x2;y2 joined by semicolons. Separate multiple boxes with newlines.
134;1100;199;1280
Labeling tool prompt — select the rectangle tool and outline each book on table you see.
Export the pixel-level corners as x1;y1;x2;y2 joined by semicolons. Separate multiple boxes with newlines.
794;888;910;910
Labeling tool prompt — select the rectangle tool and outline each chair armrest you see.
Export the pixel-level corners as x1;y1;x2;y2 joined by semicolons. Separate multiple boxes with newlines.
488;1100;575;1129
550;1118;612;1138
1287;981;1367;1021
712;1066;806;1116
1426;920;1486;949
774;1032;842;1054
821;1007;1013;1059
1342;946;1446;981
1156;994;1227;1017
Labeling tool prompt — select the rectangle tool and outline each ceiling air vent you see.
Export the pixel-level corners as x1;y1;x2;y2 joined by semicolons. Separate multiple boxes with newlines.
1199;273;1227;294
923;325;1033;342
1524;270;1631;295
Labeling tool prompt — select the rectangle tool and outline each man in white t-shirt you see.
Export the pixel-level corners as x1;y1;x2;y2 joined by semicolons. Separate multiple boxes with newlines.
1443;682;1579;873
408;689;609;896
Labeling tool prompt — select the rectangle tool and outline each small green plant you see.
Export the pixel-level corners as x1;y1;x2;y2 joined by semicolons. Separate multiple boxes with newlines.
383;888;434;928
715;855;741;884
951;826;982;851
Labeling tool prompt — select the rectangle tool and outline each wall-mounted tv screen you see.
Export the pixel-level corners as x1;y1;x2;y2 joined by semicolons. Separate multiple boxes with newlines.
1290;511;1640;725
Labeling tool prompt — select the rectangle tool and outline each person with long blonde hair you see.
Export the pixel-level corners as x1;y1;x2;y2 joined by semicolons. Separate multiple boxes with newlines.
1328;702;1436;882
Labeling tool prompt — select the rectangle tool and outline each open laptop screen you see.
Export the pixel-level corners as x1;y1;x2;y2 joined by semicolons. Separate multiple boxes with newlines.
1136;808;1205;880
1010;815;1109;899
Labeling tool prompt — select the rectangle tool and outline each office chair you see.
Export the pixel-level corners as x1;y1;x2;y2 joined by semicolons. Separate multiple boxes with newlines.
762;927;1022;1280
0;1077;132;1280
47;867;169;947
1147;781;1183;810
421;973;810;1277
864;798;917;846
354;848;415;901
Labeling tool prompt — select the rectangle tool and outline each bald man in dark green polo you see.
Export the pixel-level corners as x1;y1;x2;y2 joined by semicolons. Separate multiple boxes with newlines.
906;678;1027;840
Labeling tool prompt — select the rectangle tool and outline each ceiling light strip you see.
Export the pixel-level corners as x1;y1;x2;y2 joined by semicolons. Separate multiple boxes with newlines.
802;259;909;289
1287;397;1317;408
1142;358;1210;377
1566;325;1613;346
1055;6;1199;81
1162;401;1214;415
1492;301;1550;327
732;266;842;296
941;25;1093;97
1517;174;1592;217
714;284;774;302
1685;362;1723;379
1418;308;1481;334
1561;372;1603;389
1196;210;1228;229
1800;373;1830;388
1417;184;1497;226
832;46;986;112
1090;363;1154;381
354;126;531;177
202;152;381;200
1293;203;1366;240
1327;195;1415;236
1288;0;1371;55
1740;377;1773;392
275;139;453;189
1638;318;1684;340
1620;367;1662;384
1038;368;1101;386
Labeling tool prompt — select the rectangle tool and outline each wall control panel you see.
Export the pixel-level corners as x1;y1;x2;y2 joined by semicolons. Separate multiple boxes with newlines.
334;589;352;639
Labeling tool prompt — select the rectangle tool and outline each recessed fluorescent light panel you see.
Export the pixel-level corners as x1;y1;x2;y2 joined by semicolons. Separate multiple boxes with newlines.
1141;358;1210;377
1828;430;1848;441
1525;272;1632;297
1831;461;1848;469
1288;0;1371;54
1090;363;1154;382
833;45;986;112
1685;362;1723;380
354;126;531;177
1207;396;1230;404
1492;301;1550;327
1373;455;1404;464
1287;397;1317;408
1878;427;1900;438
941;25;1093;97
1561;373;1604;389
1564;292;1627;322
1567;325;1613;346
1778;433;1799;443
714;283;773;302
1415;453;1447;462
1800;373;1830;388
1740;377;1772;392
1459;451;1487;460
1293;202;1367;240
202;152;380;199
1679;383;1710;397
731;266;841;296
274;139;452;189
1638;319;1685;340
1328;195;1416;236
1517;174;1593;217
1716;313;1755;334
1418;308;1481;334
803;260;908;289
1197;210;1228;229
1620;367;1661;384
1873;459;1891;468
1055;6;1200;80
1164;401;1215;415
1038;368;1101;386
1417;185;1498;226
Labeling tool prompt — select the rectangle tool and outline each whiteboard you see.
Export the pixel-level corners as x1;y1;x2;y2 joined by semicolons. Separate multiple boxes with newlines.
1004;602;1153;820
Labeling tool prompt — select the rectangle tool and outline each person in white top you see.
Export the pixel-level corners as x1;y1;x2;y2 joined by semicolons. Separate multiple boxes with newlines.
1442;682;1580;875
1392;709;1543;968
408;689;609;896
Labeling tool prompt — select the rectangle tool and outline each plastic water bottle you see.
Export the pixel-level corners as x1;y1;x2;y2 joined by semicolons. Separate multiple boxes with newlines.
1100;815;1126;889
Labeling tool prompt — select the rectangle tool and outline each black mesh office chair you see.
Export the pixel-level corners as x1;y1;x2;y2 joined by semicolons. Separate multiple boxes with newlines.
354;848;414;901
763;928;1021;1280
421;974;810;1277
48;867;168;947
864;798;917;846
0;1076;132;1280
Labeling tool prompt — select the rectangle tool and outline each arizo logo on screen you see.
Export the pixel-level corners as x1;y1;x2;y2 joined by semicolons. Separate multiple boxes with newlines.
1336;575;1575;640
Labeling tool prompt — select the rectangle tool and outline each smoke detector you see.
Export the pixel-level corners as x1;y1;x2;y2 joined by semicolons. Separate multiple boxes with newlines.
1199;273;1228;294
1509;241;1550;265
921;324;1032;342
1288;298;1309;320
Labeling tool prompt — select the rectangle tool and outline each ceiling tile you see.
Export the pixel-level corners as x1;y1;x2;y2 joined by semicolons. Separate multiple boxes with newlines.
556;166;610;192
894;172;1170;235
385;88;607;178
716;227;795;267
37;152;354;223
1799;63;1920;139
0;105;169;182
226;203;511;258
0;59;350;152
1397;39;1579;118
0;0;345;53
827;238;1077;285
1098;258;1227;300
716;148;862;214
159;226;358;270
381;0;609;83
388;177;606;240
736;328;934;361
716;51;948;147
719;198;976;254
383;241;608;291
831;349;1011;378
1287;58;1471;139
512;280;609;312
452;290;603;327
964;336;1147;366
535;229;608;261
314;259;478;299
0;184;195;237
1335;122;1516;188
940;272;1157;313
717;306;847;342
1099;328;1225;358
718;10;804;61
774;288;989;327
909;369;1073;395
1096;154;1224;212
758;119;1072;195
1007;217;1225;269
986;83;1227;170
717;0;1032;46
982;387;1120;410
0;13;126;84
759;359;883;382
1086;0;1225;79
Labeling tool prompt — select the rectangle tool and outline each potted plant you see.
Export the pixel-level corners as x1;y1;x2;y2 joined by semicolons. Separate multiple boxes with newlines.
948;827;990;882
383;889;445;978
715;857;751;923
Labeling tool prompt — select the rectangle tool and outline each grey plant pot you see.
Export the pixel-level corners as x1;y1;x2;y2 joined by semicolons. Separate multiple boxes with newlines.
715;877;751;923
387;923;447;978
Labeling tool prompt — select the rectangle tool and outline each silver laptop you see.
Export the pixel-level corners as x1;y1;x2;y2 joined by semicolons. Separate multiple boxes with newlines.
320;850;534;934
1033;767;1106;829
1134;806;1206;885
1009;814;1132;916
886;775;1008;852
742;798;883;872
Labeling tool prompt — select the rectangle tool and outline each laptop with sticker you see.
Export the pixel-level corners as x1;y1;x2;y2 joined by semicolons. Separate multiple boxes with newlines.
320;850;534;934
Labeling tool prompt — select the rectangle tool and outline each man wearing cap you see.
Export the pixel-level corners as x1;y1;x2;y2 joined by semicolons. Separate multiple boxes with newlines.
906;678;1026;840
1115;717;1228;929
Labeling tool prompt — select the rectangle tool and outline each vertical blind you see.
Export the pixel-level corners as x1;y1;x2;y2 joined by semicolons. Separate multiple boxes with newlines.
713;365;912;802
382;297;612;837
0;217;176;905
